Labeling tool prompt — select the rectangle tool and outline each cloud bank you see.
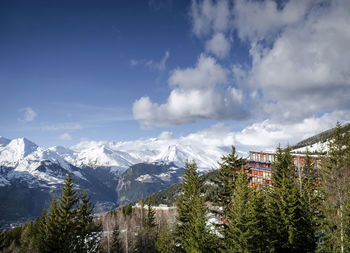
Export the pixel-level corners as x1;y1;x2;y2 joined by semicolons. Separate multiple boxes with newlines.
133;54;249;128
133;0;350;147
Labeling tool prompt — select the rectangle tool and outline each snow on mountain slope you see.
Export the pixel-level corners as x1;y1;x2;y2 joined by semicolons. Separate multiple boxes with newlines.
0;138;38;166
69;142;139;171
293;140;329;153
72;137;226;172
0;134;229;187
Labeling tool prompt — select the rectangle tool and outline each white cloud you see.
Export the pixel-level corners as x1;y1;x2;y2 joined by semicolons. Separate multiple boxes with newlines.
183;123;235;147
133;54;248;128
191;0;232;37
205;32;231;58
179;110;350;153
42;123;82;131
233;0;314;41
19;107;37;122
158;131;175;140
169;53;227;89
240;0;350;122
59;133;72;141
130;50;170;71
234;110;350;151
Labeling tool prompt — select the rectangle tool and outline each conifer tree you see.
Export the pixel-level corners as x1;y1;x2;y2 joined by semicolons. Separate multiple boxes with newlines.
320;122;350;252
56;173;79;253
146;196;156;228
225;168;270;252
76;190;95;253
155;224;175;253
140;196;145;228
41;195;61;253
135;196;157;253
225;168;253;252
249;187;271;252
212;146;245;248
175;160;215;252
268;147;315;252
302;151;322;248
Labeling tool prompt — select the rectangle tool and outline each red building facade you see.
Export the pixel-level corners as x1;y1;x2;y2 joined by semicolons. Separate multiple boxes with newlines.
247;151;321;187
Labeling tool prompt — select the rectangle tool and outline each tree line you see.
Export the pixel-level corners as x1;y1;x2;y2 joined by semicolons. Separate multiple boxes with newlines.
155;122;350;252
1;122;350;252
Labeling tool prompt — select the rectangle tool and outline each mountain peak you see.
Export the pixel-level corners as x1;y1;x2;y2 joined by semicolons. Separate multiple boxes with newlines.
7;138;39;158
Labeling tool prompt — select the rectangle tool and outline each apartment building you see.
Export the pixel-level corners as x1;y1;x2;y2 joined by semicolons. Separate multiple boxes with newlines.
246;151;321;187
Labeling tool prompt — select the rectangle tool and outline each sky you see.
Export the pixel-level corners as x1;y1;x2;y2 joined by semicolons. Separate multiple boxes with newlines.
1;0;350;151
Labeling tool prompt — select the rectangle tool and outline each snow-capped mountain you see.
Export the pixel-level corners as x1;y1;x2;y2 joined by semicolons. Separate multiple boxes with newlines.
68;137;225;172
0;135;229;227
0;135;228;189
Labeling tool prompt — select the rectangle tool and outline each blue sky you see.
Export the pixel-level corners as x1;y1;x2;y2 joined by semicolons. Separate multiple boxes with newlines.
1;0;350;150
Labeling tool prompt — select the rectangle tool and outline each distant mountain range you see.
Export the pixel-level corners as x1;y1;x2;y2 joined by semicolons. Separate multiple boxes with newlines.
2;123;347;228
0;135;228;228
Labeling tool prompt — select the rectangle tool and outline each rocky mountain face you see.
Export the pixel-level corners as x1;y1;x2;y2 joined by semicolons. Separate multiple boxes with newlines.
116;162;184;206
0;136;227;228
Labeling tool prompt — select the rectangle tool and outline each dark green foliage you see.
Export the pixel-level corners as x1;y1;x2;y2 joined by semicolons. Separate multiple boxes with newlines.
211;146;245;248
146;196;156;228
155;224;176;253
268;147;315;252
122;203;133;216
175;161;216;252
75;190;95;253
135;196;157;253
225;169;270;253
319;122;350;252
15;173;97;253
225;168;253;252
0;226;23;252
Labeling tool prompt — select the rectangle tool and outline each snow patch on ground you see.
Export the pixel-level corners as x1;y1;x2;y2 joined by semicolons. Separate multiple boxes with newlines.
135;174;153;183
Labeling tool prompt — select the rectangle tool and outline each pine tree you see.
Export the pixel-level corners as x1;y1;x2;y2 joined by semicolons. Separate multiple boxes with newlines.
135;196;157;253
211;146;245;249
76;190;95;253
268;147;315;252
0;230;5;250
319;122;350;252
302;151;321;249
140;196;145;228
225;168;253;252
41;195;61;253
155;224;175;253
249;187;271;252
56;173;79;253
175;160;215;252
225;168;270;252
146;196;156;228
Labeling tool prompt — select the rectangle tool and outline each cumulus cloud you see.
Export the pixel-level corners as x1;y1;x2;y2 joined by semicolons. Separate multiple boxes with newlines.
240;0;350;122
233;0;314;41
183;123;235;147
133;54;249;128
59;133;72;141
158;131;175;140
235;110;350;150
205;32;231;58
191;0;232;37
19;107;37;122
190;0;350;124
180;110;350;153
